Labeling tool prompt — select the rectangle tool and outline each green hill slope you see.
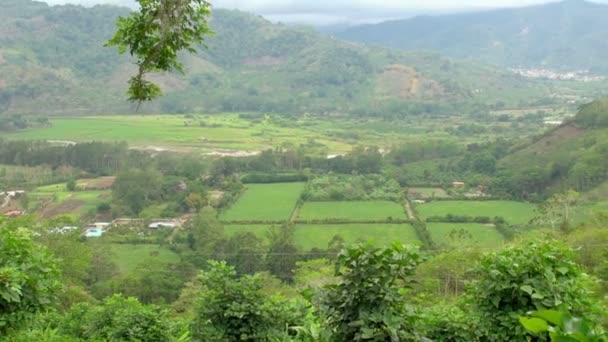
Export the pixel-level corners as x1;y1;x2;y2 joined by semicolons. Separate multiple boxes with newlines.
0;0;587;116
495;97;608;199
338;0;608;74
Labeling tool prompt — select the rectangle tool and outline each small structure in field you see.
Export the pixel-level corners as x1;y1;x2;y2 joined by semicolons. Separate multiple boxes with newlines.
412;200;427;204
91;222;111;230
84;228;104;238
452;181;465;188
148;219;181;229
49;226;80;234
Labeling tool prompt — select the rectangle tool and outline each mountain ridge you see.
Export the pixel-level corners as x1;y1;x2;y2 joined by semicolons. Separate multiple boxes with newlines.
337;0;608;74
0;0;598;116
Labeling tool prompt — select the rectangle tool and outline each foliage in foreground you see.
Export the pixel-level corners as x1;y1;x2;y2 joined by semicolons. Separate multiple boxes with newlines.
520;310;606;342
0;227;60;334
322;243;423;341
470;241;598;341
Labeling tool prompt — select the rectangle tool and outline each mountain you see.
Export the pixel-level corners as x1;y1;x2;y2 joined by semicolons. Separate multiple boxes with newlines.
0;0;587;116
337;0;608;74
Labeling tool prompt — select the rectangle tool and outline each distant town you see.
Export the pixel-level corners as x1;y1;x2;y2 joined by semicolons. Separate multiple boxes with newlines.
511;68;606;82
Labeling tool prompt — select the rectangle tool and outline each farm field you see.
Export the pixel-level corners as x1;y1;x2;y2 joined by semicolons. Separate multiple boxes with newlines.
224;224;420;250
416;200;536;224
220;183;305;222
407;187;450;199
29;182;110;220
107;243;180;275
2;114;529;155
297;201;407;221
427;223;505;248
294;224;420;250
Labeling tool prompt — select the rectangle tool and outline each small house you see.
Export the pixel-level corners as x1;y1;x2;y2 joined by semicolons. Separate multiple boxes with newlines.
452;181;465;188
92;222;111;230
148;221;178;229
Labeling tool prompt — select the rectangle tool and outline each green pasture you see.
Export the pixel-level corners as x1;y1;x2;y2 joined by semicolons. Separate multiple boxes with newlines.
220;183;305;222
4;115;352;152
297;201;407;221
108;244;180;275
427;223;505;248
224;224;420;250
416;200;536;225
294;224;420;250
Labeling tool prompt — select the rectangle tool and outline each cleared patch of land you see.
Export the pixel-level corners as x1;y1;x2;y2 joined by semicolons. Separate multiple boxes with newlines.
108;244;180;275
297;201;407;221
427;223;504;248
407;187;449;199
416;200;536;224
30;183;110;220
220;183;305;222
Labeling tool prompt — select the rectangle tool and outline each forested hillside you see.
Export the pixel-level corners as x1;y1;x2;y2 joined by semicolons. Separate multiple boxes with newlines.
0;0;582;116
338;0;608;73
495;97;608;198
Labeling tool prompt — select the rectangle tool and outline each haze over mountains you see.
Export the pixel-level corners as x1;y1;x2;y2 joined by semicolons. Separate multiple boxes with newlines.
338;0;608;73
0;0;606;116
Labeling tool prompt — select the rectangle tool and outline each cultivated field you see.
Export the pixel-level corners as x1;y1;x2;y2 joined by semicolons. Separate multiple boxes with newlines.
108;244;180;275
220;183;305;222
224;224;420;250
3;115;352;153
297;201;407;221
29;182;111;220
294;224;420;250
426;223;505;248
416;200;536;224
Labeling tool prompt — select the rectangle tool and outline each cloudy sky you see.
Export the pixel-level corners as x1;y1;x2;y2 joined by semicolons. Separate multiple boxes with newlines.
40;0;606;25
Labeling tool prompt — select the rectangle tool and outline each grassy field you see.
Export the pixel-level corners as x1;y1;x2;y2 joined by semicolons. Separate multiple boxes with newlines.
407;187;450;199
416;200;536;224
294;224;420;250
225;224;420;250
4;115;352;153
298;201;407;221
427;223;505;248
220;183;305;222
108;244;180;275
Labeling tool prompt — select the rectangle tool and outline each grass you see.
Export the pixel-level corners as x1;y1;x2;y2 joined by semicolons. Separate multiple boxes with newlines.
220;183;305;222
427;223;505;248
416;200;536;225
298;201;407;221
294;224;420;250
224;224;421;250
408;187;450;199
108;244;180;275
5;115;352;153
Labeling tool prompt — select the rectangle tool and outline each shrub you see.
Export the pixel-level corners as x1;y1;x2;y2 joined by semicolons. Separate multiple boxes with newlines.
322;243;423;341
469;241;598;341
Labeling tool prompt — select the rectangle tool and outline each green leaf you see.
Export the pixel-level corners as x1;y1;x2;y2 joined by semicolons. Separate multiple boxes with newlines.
532;310;564;326
519;317;549;333
520;285;534;295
